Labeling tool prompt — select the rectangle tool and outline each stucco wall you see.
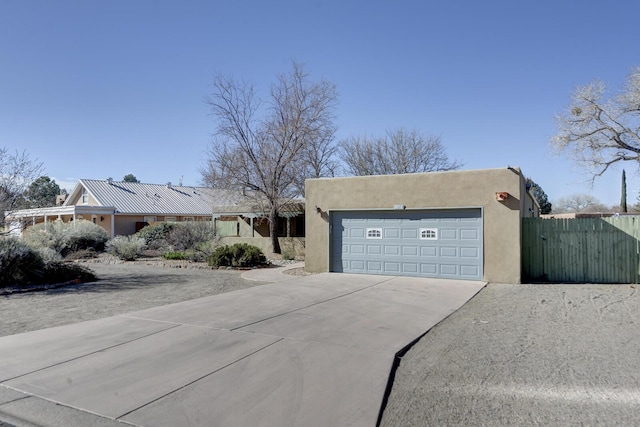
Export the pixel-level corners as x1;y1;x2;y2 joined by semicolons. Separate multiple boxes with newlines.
218;236;305;257
305;167;529;284
114;215;144;236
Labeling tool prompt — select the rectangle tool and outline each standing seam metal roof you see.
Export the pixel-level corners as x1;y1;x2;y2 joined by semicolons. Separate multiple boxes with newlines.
73;180;239;215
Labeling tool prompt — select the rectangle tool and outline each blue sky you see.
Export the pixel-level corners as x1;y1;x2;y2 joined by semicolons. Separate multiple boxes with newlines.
1;0;639;207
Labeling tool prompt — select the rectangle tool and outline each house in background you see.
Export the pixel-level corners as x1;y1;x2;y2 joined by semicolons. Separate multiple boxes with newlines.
6;179;235;237
213;199;305;256
6;179;307;255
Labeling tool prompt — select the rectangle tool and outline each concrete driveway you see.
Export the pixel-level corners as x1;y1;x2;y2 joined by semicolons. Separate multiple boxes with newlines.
0;272;484;427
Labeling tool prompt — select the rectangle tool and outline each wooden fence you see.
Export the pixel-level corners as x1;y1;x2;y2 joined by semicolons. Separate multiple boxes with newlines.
522;217;640;283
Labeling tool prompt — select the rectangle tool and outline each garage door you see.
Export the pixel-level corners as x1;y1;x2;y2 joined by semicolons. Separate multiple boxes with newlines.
330;209;483;280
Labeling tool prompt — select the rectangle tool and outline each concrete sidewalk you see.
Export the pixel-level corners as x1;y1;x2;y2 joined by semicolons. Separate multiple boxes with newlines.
241;261;305;282
0;270;485;427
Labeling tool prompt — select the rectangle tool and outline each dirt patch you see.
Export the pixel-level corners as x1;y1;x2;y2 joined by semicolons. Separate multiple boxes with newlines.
380;283;640;426
0;262;267;338
282;267;313;276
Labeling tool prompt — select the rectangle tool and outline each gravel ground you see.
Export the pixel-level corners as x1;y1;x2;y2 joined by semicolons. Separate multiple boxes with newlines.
0;262;267;337
380;283;640;426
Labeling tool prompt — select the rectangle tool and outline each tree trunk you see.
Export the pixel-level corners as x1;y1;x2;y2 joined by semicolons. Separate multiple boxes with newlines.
269;206;281;254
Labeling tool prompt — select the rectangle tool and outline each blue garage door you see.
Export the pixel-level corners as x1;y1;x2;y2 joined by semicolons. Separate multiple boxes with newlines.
330;209;483;280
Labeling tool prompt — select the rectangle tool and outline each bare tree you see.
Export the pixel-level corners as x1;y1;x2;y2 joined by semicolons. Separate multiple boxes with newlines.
202;62;338;253
339;128;461;176
551;66;640;180
1;148;44;234
293;129;339;194
553;193;609;213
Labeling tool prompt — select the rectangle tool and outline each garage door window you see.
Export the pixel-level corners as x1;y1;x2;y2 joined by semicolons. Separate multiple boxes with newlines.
366;228;382;239
420;228;438;240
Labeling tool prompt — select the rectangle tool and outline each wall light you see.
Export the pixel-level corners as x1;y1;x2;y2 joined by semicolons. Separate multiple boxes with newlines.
315;206;322;214
496;192;509;202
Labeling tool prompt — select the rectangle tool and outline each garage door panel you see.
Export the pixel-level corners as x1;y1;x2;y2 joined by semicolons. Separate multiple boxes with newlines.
460;229;479;239
330;209;482;280
384;262;400;272
460;265;480;277
367;245;382;255
402;263;418;273
440;264;459;275
421;264;438;274
402;246;418;256
421;246;437;257
402;229;418;239
460;247;480;258
367;261;383;272
348;245;364;255
384;228;400;238
439;229;458;240
349;260;365;271
440;247;458;257
349;228;365;238
384;245;400;255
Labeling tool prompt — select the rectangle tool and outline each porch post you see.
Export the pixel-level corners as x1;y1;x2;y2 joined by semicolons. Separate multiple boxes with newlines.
250;216;254;237
110;214;115;238
212;214;220;237
286;217;291;237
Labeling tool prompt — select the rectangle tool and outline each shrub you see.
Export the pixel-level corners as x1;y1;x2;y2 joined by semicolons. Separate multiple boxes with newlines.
208;243;267;268
106;235;146;261
34;247;63;263
162;251;186;260
167;222;215;251
62;220;109;255
178;240;220;263
0;238;96;288
62;221;109;255
281;250;295;261
23;220;108;257
0;238;45;287
197;240;219;257
42;262;96;285
64;248;98;260
136;222;176;250
22;221;60;250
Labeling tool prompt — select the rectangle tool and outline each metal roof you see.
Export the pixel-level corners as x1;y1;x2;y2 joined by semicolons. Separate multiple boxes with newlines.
213;200;305;217
65;179;240;215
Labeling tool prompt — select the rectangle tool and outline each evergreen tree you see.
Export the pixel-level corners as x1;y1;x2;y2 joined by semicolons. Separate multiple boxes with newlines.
621;169;628;213
526;178;552;214
25;176;61;208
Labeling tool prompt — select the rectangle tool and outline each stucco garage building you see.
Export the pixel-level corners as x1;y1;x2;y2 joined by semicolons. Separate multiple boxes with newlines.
304;167;538;284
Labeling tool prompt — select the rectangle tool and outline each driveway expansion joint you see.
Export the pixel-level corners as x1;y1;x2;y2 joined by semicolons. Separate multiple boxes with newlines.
0;323;181;383
114;338;285;421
